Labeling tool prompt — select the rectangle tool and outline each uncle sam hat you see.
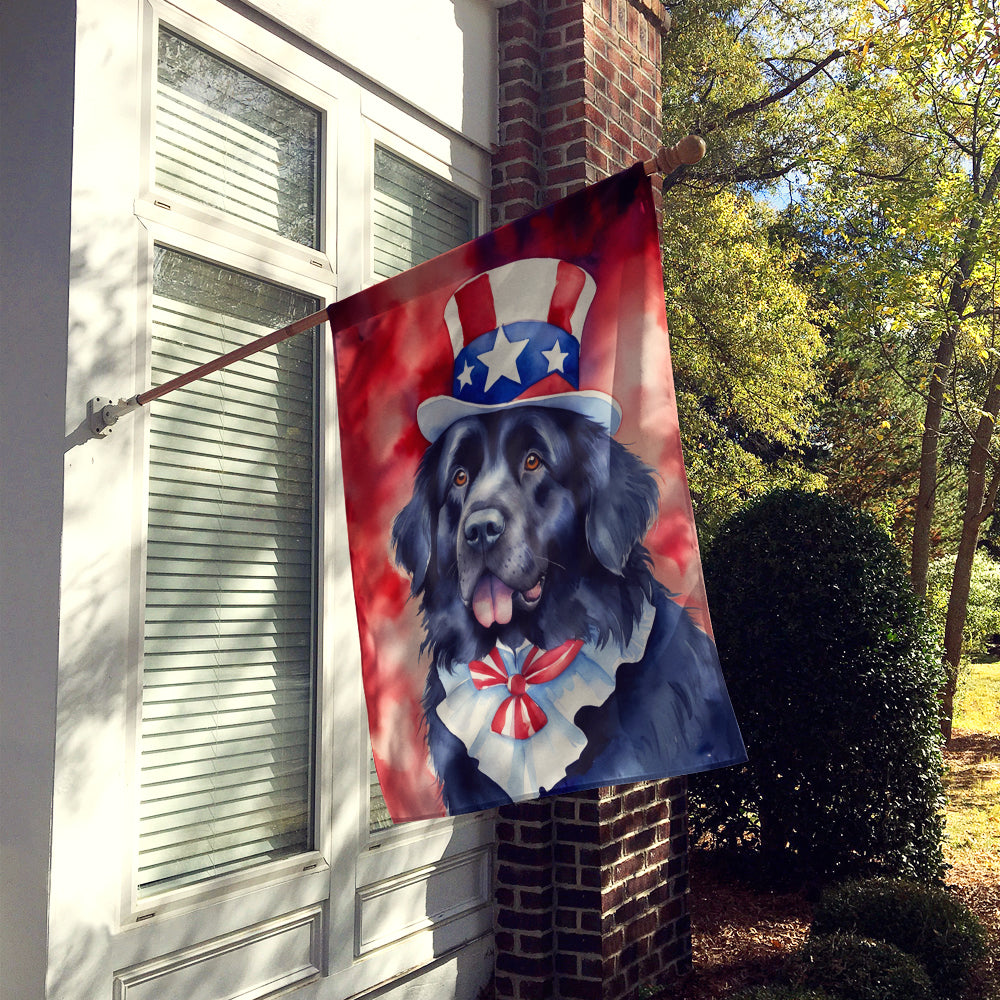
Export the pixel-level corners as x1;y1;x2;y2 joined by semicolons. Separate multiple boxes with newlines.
416;258;622;442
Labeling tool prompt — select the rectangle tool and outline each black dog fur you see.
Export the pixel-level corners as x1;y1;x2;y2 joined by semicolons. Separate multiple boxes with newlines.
392;405;744;814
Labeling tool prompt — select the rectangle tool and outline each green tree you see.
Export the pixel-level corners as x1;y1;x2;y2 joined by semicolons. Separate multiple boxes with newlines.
801;0;1000;735
663;189;825;537
659;0;843;536
660;1;998;739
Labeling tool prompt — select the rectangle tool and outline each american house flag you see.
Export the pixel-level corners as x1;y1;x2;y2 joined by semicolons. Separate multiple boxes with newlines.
331;165;745;822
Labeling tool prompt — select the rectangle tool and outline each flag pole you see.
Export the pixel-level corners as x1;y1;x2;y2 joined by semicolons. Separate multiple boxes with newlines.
643;134;706;176
87;306;332;437
88;136;706;438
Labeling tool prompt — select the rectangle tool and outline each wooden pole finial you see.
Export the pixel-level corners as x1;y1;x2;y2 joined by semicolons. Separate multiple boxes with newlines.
644;135;707;176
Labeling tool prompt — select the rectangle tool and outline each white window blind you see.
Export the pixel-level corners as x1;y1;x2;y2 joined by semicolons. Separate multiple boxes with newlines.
156;28;320;248
368;147;477;832
138;248;319;895
372;146;477;280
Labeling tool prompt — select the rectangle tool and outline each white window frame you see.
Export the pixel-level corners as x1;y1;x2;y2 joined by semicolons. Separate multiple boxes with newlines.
111;0;496;992
124;0;339;927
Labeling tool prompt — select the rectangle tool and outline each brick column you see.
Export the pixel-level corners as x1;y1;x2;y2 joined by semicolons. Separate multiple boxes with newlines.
493;0;668;226
491;3;692;999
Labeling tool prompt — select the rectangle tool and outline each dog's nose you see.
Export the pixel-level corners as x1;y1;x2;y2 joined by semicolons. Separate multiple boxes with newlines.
464;508;505;550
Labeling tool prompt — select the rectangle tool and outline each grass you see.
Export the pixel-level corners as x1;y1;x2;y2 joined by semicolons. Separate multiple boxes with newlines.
945;659;1000;867
656;657;1000;1000
941;657;1000;1000
954;658;1000;735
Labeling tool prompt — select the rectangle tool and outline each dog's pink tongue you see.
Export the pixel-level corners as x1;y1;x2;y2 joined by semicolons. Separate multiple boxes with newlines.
473;575;514;628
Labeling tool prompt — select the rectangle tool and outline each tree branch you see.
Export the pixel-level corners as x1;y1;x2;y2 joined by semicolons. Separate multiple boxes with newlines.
702;49;847;134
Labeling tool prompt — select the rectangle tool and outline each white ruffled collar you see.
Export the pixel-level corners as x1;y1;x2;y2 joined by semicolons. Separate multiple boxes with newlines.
434;599;656;801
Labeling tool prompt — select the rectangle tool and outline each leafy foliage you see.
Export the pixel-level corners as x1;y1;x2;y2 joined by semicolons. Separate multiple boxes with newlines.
692;489;946;881
658;0;840;539
664;191;826;538
811;878;988;998
661;0;854;193
927;550;1000;658
732;987;836;1000
792;933;934;1000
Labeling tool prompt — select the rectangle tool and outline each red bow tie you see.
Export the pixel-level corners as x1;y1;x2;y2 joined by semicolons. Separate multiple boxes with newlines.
469;639;584;739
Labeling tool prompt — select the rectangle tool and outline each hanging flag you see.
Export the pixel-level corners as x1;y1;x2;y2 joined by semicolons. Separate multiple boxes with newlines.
332;164;745;822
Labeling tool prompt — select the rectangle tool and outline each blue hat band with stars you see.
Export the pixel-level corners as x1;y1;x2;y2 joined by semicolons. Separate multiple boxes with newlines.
452;321;580;406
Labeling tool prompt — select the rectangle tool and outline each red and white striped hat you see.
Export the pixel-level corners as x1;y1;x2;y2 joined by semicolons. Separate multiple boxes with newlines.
416;258;621;441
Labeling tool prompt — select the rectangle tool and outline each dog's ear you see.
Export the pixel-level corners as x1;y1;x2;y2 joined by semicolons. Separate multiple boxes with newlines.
584;437;660;575
391;469;434;595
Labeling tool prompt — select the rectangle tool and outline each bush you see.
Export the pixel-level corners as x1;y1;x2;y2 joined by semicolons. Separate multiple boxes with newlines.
691;489;946;882
811;878;988;998
793;933;934;1000
927;550;1000;659
732;987;837;1000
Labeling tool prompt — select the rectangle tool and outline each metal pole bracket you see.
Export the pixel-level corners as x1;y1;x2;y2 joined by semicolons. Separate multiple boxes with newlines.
88;396;140;438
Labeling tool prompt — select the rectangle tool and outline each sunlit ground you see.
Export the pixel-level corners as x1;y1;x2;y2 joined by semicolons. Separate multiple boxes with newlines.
945;658;1000;1000
946;659;1000;866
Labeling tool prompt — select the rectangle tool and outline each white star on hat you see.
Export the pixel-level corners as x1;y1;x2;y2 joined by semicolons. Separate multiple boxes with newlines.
541;339;569;374
457;361;475;392
479;325;528;392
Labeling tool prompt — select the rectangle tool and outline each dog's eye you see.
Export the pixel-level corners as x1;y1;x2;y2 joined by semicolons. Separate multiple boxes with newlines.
453;468;468;487
523;452;542;472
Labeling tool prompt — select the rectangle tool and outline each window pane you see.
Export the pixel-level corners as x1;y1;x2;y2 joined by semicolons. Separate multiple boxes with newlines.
372;146;477;279
369;149;478;832
138;247;318;895
156;28;320;248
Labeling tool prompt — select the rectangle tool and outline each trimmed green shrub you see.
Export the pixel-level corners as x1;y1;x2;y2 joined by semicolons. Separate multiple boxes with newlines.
793;933;934;1000
691;489;946;882
732;987;838;1000
812;878;988;999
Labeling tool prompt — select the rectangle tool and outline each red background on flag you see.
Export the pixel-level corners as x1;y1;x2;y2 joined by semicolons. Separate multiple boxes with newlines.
332;167;710;821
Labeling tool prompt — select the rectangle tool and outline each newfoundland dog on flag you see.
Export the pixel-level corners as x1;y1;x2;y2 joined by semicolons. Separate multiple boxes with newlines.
390;258;745;815
333;166;745;821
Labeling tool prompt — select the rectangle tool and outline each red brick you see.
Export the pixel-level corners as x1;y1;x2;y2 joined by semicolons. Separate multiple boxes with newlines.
559;979;603;1000
613;894;641;926
496;952;551;978
520;930;555;954
499;842;552;867
498;863;552;888
503;79;541;104
496;886;516;908
495;973;515;999
623;826;655;853
548;117;590;145
492;5;690;994
502;40;538;63
503;120;543;145
667;854;687;878
494;137;542;162
626;868;658;896
558;930;603;955
514;976;555;1000
559;886;601;909
625;910;657;944
556;951;579;976
646;842;671;866
542;66;566;89
602;882;625;909
520;887;554;910
498;906;551;932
